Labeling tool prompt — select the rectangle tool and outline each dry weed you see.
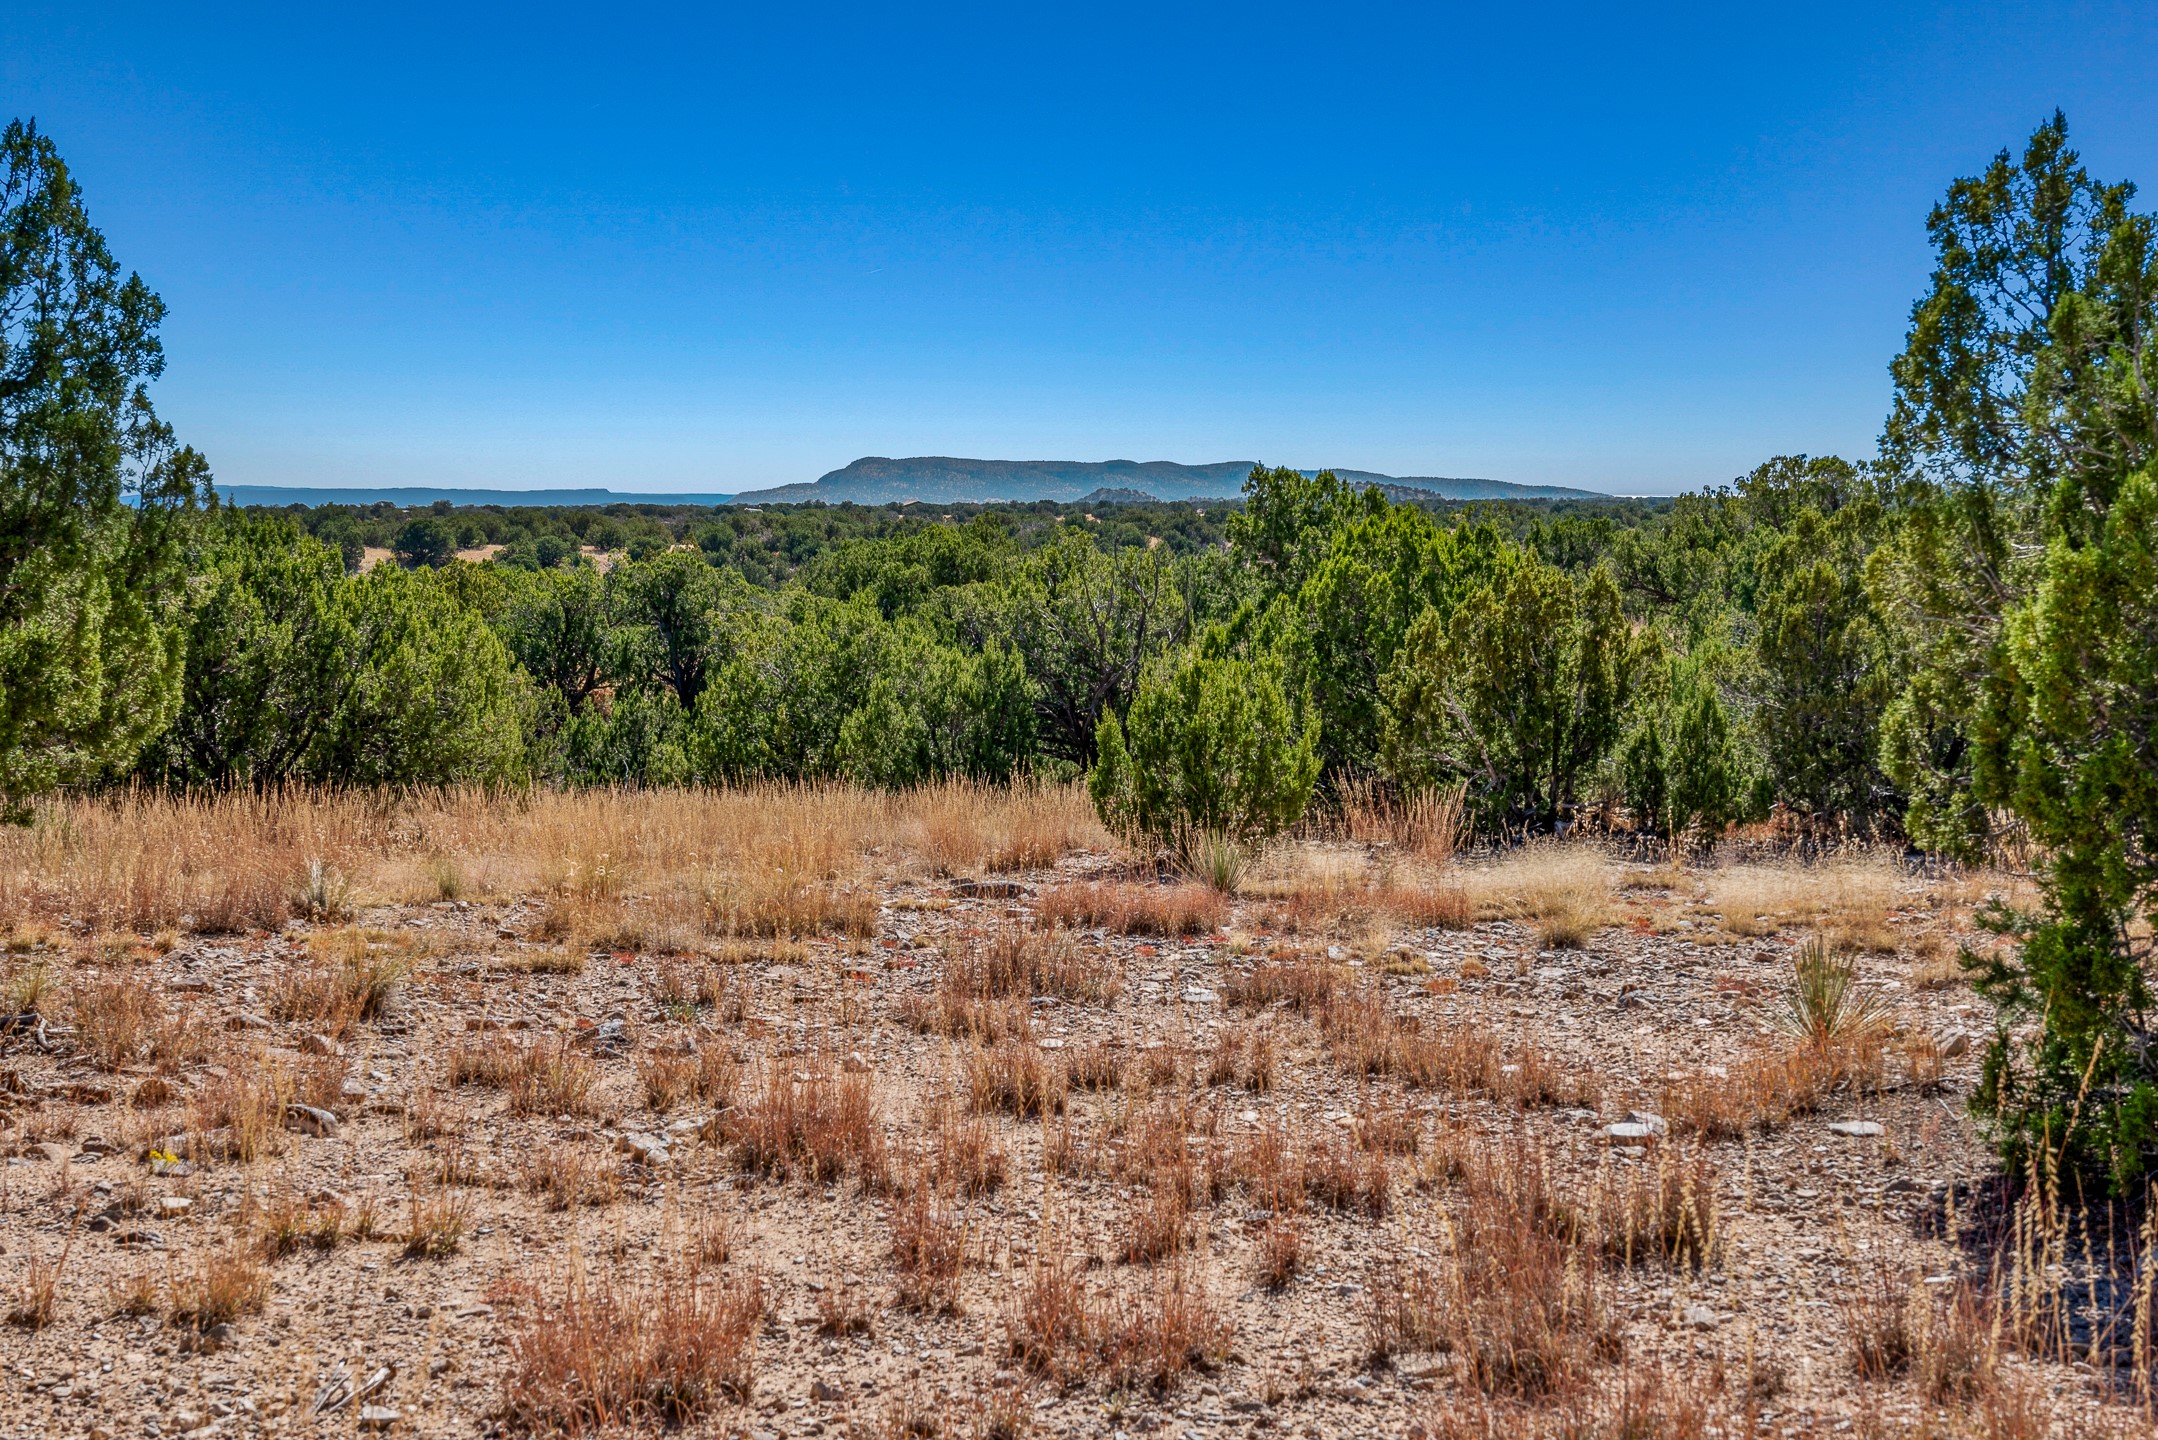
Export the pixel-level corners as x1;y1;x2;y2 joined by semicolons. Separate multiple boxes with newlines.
495;1263;766;1431
1036;882;1227;937
167;1244;270;1333
724;1056;886;1185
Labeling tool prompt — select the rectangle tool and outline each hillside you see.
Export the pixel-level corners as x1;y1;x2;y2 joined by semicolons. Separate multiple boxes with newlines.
729;457;1602;505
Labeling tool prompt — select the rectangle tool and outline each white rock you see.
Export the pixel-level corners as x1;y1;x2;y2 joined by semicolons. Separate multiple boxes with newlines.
1828;1120;1885;1138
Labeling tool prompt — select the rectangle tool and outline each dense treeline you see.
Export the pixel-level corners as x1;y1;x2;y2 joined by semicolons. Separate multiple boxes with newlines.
5;113;2157;1186
280;491;1247;583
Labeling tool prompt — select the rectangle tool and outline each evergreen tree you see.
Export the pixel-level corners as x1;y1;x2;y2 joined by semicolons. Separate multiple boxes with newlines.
0;120;206;815
1380;554;1635;833
1089;647;1318;848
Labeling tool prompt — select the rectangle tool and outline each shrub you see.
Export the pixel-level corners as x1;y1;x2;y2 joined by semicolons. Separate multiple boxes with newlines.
1088;647;1319;857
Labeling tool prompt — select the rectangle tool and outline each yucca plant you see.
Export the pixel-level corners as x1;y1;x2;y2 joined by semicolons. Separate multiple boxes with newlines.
1777;935;1892;1049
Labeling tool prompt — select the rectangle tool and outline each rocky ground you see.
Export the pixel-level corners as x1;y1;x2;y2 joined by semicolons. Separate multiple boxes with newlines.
0;841;2142;1439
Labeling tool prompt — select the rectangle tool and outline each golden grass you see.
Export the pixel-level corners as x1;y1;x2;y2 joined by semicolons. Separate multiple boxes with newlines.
1697;854;1909;948
0;781;1104;935
1459;843;1615;950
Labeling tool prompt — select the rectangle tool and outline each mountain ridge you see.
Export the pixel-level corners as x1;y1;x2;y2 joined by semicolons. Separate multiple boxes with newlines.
731;457;1600;504
214;459;1604;510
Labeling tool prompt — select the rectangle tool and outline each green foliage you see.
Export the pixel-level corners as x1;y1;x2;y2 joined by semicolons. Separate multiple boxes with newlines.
1088;647;1318;847
137;512;351;786
1226;466;1382;596
1750;502;1897;827
613;550;729;708
1621;654;1744;838
1380;554;1634;833
495;563;618;717
301;566;527;785
564;687;692;787
0;119;205;814
1284;503;1503;776
1968;466;2158;1187
1002;531;1190;766
1873;112;2158;857
1868;112;2158;1188
394;515;458;568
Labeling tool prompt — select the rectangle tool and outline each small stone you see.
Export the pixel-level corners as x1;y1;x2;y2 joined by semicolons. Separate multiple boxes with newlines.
300;1033;344;1057
284;1104;340;1138
225;1012;272;1032
1601;1122;1659;1144
1181;987;1217;1004
1829;1120;1885;1138
1938;1030;1973;1059
356;1407;401;1431
1683;1304;1719;1330
614;1131;671;1166
812;1378;845;1402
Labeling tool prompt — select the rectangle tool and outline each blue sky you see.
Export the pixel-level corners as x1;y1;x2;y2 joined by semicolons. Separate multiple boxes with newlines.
5;4;2156;496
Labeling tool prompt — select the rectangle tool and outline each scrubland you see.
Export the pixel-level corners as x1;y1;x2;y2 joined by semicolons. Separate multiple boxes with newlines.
0;784;2146;1439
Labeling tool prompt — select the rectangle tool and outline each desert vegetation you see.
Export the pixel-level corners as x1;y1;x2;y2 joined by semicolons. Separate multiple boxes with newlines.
0;783;2149;1437
5;85;2158;1440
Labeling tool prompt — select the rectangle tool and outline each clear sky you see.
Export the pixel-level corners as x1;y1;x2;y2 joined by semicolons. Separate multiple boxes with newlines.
5;4;2156;496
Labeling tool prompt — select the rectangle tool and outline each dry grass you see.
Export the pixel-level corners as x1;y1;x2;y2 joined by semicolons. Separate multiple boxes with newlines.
8;1247;67;1329
521;1143;623;1211
70;974;165;1070
1410;1138;1615;1399
1322;988;1591;1107
1036;882;1228;936
403;1186;473;1258
901;777;1107;876
1460;843;1614;950
0;781;1099;935
448;1037;599;1118
183;1058;289;1163
1698;854;1911;949
967;1034;1068;1118
636;1045;738;1113
1005;1245;1231;1394
248;1187;360;1256
496;1263;766;1432
944;927;1123;1005
167;1243;271;1333
724;1055;886;1185
1336;779;1468;863
1222;958;1341;1016
1661;1036;1881;1137
891;1181;969;1313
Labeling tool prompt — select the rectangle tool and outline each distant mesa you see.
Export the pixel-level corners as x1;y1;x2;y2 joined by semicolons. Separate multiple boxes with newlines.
214;460;1602;510
727;457;1601;505
727;457;1257;505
